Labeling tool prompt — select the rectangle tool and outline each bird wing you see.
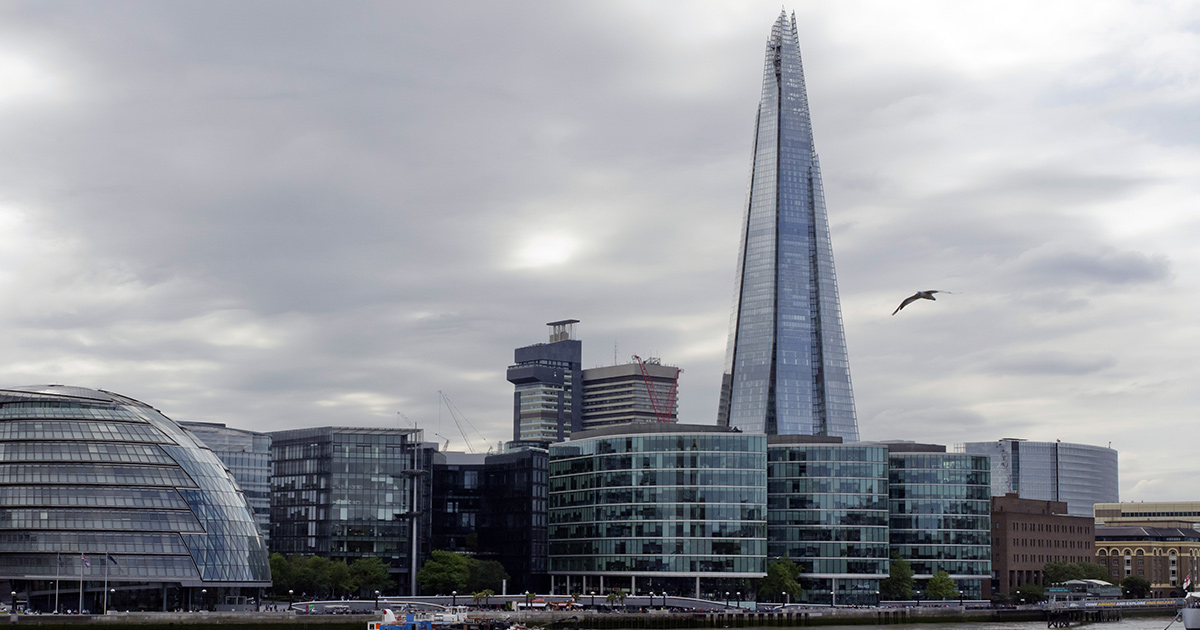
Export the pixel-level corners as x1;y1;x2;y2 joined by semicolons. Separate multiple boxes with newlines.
892;294;922;315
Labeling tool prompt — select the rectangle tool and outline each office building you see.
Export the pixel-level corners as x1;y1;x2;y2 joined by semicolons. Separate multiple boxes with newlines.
580;359;680;430
479;445;550;594
1095;526;1200;597
718;10;858;440
960;439;1118;517
989;494;1095;596
548;424;767;598
431;452;487;555
767;436;888;605
888;444;992;599
180;422;271;541
507;320;583;443
1094;501;1200;529
268;427;434;595
0;385;269;612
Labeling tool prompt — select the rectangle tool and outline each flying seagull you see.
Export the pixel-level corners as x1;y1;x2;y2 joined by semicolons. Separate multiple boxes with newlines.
892;290;951;316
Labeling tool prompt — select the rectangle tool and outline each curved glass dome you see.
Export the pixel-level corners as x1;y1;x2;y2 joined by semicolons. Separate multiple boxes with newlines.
0;385;270;612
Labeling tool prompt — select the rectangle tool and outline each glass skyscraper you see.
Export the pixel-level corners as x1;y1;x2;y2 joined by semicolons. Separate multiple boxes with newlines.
719;11;857;439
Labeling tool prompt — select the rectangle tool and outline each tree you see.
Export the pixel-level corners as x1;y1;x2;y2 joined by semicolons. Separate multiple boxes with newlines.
605;589;627;610
925;571;959;600
1044;561;1110;585
269;553;294;596
350;557;393;596
758;558;803;602
467;559;509;593
1013;584;1045;604
1122;575;1152;599
473;589;495;608
879;555;914;600
417;550;472;594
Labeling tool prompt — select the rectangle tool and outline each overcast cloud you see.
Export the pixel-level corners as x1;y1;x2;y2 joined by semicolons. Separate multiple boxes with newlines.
2;1;1198;501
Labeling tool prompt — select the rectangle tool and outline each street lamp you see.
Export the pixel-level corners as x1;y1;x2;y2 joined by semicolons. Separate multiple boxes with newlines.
374;590;380;611
201;589;207;612
452;591;457;607
724;592;729;608
736;592;741;608
288;590;294;611
10;591;15;614
782;591;787;606
590;591;595;609
108;589;115;614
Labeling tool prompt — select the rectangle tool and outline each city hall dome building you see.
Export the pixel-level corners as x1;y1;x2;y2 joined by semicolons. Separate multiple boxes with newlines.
0;385;270;612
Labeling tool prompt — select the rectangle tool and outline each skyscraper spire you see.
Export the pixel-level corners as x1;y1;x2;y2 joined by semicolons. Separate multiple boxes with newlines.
718;11;858;440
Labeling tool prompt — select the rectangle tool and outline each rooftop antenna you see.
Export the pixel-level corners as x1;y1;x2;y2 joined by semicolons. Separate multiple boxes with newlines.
613;340;618;366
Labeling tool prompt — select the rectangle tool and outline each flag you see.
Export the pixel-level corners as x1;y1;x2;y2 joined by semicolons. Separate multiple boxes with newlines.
1185;573;1192;590
107;553;118;566
81;553;90;568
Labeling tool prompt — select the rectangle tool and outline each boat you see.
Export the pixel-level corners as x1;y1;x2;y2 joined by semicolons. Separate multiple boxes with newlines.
367;607;475;630
1182;592;1200;630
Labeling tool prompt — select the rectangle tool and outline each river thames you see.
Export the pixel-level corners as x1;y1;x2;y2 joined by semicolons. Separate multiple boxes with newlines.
828;619;1176;630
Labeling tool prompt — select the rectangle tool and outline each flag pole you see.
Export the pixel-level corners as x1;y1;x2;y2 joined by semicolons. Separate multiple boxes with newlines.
54;551;60;614
78;553;84;614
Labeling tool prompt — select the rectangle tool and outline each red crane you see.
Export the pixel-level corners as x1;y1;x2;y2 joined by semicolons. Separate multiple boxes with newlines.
631;355;681;423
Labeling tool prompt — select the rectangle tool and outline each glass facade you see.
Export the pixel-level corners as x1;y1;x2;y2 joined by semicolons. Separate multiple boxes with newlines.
888;448;991;599
718;11;857;440
0;385;269;613
480;446;549;594
767;438;888;605
268;426;432;595
431;452;486;554
180;422;271;541
961;439;1118;518
549;425;766;598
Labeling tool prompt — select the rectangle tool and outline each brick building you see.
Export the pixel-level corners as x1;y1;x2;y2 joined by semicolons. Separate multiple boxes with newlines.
990;493;1096;596
1095;526;1200;597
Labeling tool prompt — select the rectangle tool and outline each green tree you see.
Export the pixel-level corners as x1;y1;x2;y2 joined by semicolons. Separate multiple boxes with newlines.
758;557;803;602
925;571;959;600
269;553;294;596
605;589;627;610
349;557;394;596
1122;575;1152;599
1013;583;1045;604
467;559;509;592
417;550;472;594
473;589;495;608
879;555;914;600
1044;561;1111;584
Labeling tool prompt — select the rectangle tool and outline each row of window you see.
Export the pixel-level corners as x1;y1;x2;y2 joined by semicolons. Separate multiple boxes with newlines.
766;447;887;463
549;435;767;459
551;555;765;575
551;522;765;540
551;505;765;524
550;469;766;491
0;464;197;487
551;539;764;556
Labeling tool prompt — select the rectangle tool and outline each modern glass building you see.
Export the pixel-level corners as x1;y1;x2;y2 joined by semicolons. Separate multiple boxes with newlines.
887;444;992;599
431;452;486;554
960;439;1118;517
268;427;433;595
548;424;767;599
507;320;583;443
718;10;857;440
180;422;271;542
0;385;269;613
767;436;888;605
480;445;550;594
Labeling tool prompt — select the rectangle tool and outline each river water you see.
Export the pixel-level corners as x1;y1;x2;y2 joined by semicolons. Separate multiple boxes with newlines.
830;618;1177;630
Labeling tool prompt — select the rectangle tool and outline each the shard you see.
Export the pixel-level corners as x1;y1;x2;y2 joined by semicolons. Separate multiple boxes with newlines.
717;11;858;440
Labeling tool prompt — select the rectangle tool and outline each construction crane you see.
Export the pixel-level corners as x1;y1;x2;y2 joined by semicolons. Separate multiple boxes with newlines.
632;355;681;423
438;391;490;453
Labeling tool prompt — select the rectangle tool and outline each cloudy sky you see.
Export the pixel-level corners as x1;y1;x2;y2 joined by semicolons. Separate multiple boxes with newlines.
2;1;1197;501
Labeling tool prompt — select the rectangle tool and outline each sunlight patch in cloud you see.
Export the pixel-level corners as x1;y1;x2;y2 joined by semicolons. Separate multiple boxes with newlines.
509;232;579;269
